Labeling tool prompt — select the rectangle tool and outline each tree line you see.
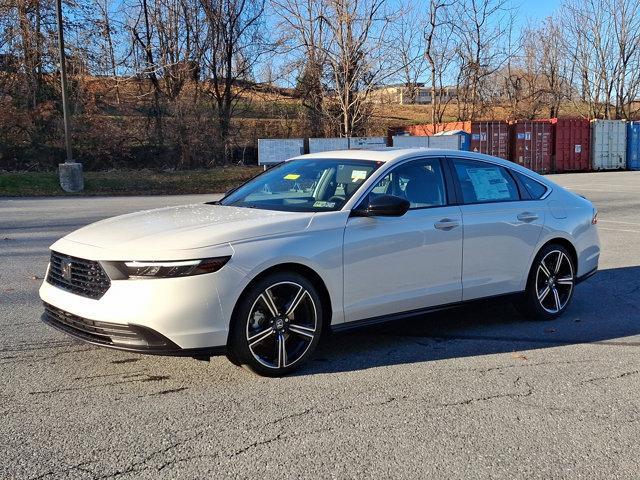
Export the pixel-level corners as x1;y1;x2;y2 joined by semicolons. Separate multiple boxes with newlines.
1;0;640;170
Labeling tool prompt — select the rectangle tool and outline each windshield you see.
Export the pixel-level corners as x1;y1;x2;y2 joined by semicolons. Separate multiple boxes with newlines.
221;159;382;212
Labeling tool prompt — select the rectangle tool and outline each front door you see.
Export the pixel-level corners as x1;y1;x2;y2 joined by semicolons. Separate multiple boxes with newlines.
343;158;463;323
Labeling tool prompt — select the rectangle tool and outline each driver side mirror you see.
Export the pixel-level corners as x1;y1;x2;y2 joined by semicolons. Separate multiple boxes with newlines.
352;194;410;217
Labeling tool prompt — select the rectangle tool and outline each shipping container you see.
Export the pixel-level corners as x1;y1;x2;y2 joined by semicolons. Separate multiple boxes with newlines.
392;135;430;148
470;121;511;160
627;121;640;170
433;130;471;151
392;133;467;150
405;121;472;137
550;118;591;173
348;137;388;150
258;138;304;165
591;120;627;170
308;137;349;153
387;126;407;145
510;120;553;174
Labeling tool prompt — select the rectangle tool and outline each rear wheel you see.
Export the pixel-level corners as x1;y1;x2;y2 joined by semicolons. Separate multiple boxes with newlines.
517;244;575;320
227;272;323;376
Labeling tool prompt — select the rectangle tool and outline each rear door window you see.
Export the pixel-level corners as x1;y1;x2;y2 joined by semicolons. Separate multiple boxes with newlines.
453;159;520;204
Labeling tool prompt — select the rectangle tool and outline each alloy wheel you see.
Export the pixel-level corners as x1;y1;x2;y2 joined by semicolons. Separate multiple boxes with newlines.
535;250;574;314
245;281;318;369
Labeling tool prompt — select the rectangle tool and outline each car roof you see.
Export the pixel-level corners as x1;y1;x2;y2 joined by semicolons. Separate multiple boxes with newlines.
289;148;553;185
291;147;512;167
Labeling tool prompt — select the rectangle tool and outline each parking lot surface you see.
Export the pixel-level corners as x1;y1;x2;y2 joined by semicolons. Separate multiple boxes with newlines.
2;171;639;479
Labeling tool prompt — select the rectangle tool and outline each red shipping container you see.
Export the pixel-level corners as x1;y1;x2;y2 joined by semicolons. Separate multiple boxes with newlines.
511;120;553;174
549;118;590;172
470;121;511;160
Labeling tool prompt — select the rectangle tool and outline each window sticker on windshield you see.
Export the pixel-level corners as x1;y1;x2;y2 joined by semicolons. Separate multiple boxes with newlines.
284;173;300;180
313;201;335;208
351;170;367;181
466;168;511;201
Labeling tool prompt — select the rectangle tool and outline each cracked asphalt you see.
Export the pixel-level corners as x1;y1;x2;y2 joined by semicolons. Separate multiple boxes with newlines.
2;171;640;479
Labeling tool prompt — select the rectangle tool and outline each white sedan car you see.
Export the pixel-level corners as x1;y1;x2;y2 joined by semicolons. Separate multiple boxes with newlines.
40;149;600;376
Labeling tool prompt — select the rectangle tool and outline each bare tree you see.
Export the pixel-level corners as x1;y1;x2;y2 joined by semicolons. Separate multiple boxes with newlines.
199;0;266;161
320;0;394;137
129;0;166;143
272;0;330;136
389;2;428;105
12;0;48;108
92;0;122;103
560;0;640;119
534;17;572;117
423;0;456;124
453;0;513;120
611;0;640;118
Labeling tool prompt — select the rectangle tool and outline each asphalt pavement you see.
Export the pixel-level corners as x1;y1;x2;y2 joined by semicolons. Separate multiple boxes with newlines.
1;171;639;479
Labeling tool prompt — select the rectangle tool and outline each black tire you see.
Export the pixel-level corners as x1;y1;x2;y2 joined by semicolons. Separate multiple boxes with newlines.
227;271;323;377
516;243;576;321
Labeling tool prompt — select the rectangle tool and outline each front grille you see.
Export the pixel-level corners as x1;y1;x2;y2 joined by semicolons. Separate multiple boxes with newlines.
42;303;139;346
47;251;111;299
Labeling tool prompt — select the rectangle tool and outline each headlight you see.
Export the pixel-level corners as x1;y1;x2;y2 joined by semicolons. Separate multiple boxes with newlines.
122;256;231;279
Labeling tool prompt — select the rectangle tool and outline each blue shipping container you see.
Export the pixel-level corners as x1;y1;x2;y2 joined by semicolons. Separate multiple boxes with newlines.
628;121;640;170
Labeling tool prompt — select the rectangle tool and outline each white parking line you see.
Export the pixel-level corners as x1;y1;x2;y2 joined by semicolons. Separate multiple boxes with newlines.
563;188;637;193
562;184;640;189
599;220;640;226
597;227;640;234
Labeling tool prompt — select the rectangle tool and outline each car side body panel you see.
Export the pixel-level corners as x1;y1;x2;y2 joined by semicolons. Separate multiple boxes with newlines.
218;210;349;329
343;205;463;321
459;200;545;300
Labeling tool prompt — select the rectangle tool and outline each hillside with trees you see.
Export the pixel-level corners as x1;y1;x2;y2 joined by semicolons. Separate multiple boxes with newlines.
1;0;639;171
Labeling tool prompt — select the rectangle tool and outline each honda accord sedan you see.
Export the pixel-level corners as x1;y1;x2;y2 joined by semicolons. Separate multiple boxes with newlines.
40;149;600;376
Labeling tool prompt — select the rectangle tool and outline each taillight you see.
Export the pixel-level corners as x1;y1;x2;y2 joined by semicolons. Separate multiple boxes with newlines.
592;208;598;225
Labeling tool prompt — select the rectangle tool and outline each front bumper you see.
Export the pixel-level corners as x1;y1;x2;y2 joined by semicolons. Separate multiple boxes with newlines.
41;303;225;357
39;263;231;351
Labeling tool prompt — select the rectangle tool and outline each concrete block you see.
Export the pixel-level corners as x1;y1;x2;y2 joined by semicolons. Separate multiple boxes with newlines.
58;162;84;193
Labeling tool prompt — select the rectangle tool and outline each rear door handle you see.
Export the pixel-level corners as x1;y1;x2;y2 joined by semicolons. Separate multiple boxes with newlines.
517;212;539;222
435;218;460;231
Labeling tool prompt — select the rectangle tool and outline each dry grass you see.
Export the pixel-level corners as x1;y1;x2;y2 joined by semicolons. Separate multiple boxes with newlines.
0;167;262;197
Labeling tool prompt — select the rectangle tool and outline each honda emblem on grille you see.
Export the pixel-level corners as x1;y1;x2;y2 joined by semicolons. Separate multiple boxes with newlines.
61;258;73;281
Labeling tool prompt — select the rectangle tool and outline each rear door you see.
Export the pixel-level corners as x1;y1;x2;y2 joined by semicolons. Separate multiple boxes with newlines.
342;157;463;322
449;158;545;300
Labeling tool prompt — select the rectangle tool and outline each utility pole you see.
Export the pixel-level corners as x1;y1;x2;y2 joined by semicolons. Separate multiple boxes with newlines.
56;0;83;192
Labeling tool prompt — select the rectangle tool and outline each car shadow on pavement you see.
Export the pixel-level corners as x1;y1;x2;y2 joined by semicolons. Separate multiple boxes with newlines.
300;266;640;375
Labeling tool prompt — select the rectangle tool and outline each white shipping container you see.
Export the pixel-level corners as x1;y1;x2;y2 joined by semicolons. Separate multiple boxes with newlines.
426;135;462;150
308;137;349;153
392;135;430;148
392;134;462;150
348;137;387;150
258;138;304;165
591;120;627;170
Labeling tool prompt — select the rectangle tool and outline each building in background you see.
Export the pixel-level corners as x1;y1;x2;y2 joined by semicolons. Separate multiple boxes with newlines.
370;83;458;105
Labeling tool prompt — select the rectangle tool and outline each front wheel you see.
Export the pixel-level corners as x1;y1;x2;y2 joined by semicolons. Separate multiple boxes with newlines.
227;272;323;377
517;244;575;320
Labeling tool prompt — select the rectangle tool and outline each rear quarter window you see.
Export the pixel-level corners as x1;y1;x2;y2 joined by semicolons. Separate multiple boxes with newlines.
516;173;548;199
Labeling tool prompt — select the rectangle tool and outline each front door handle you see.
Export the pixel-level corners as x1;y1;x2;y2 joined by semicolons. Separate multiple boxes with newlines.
517;212;539;223
435;218;460;231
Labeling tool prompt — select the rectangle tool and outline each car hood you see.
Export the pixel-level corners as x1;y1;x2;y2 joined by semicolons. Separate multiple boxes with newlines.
57;204;314;255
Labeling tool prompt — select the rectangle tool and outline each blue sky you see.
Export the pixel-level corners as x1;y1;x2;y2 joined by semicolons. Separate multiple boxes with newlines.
515;0;559;26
